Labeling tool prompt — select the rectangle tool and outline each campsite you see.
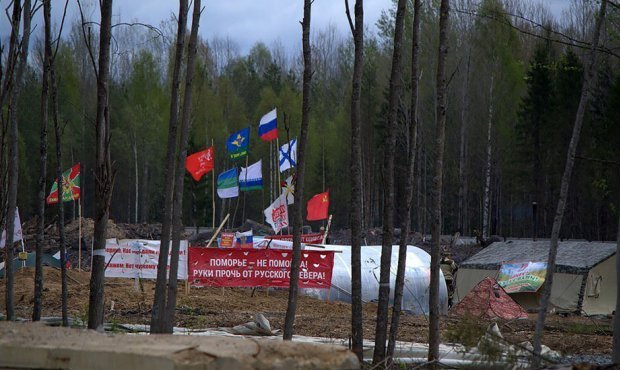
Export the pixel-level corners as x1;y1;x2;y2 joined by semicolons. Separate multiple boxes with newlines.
1;219;617;366
2;0;620;368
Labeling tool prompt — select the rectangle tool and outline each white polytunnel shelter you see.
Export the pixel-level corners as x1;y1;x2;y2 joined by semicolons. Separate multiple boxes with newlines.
301;245;449;315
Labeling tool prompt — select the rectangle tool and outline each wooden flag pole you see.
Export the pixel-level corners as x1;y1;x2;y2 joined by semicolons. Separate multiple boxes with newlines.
78;201;82;271
206;213;230;248
212;139;215;231
276;137;282;235
241;156;249;225
322;214;333;244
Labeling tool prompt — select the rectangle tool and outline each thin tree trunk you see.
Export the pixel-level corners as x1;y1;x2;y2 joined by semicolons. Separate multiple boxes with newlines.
51;65;68;327
88;0;114;331
151;0;188;334
532;0;607;366
133;136;138;224
345;0;364;361
372;0;407;364
613;216;620;363
482;75;494;239
429;0;450;364
458;54;470;236
5;0;31;321
34;0;52;322
283;0;312;340
387;0;421;361
163;0;201;333
0;0;22;111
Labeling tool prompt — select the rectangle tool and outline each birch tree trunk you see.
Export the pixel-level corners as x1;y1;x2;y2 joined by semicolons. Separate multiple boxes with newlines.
387;0;421;361
34;0;52;322
372;0;407;363
5;0;31;321
532;0;607;366
345;0;364;361
151;0;188;333
429;0;450;364
164;0;202;333
88;0;114;331
283;0;312;340
133;137;139;224
482;75;494;240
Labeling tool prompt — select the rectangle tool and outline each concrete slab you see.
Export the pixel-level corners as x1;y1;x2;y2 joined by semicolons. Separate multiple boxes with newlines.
0;322;359;370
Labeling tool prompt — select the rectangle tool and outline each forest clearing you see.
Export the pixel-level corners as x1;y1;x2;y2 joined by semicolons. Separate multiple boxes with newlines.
2;0;620;368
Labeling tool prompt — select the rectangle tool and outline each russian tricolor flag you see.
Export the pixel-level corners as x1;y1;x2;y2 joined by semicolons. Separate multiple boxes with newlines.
258;108;278;141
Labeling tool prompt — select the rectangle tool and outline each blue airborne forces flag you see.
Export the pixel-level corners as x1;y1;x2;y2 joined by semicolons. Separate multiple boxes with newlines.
226;127;250;160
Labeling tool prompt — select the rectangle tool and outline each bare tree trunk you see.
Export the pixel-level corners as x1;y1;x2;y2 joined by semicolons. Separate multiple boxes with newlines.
5;0;31;321
163;0;202;333
33;0;52;322
133;136;138;224
51;65;68;327
458;54;470;236
345;0;364;361
532;0;607;366
151;0;188;334
482;75;494;240
283;0;312;340
613;216;620;363
140;159;149;223
372;0;407;364
387;0;421;361
429;0;450;364
88;0;114;331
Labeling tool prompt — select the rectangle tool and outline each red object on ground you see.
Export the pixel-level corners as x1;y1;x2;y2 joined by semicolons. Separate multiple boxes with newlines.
451;277;528;320
188;247;334;289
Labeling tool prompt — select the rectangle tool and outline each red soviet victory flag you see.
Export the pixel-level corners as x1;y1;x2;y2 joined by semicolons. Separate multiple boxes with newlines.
306;191;329;221
185;147;214;181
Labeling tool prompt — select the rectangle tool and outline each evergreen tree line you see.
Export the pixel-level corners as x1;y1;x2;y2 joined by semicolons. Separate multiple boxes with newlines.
6;0;620;241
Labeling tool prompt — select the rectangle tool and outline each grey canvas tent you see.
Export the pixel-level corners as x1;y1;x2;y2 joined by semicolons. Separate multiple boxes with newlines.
454;240;616;315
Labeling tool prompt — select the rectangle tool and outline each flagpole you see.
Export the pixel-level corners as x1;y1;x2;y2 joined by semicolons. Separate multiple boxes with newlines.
242;156;248;226
212;139;215;231
276;137;282;235
78;201;82;272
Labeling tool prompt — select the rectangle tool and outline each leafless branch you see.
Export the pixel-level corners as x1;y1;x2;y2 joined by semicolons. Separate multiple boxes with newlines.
51;0;70;61
454;7;620;59
344;0;355;36
76;0;99;77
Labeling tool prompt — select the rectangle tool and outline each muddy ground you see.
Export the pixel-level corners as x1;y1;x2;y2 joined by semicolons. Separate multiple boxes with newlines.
0;267;613;360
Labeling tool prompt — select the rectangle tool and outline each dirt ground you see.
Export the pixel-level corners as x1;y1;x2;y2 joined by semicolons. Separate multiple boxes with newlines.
0;267;613;358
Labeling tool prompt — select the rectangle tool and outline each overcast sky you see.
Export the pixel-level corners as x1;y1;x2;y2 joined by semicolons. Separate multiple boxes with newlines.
4;0;571;55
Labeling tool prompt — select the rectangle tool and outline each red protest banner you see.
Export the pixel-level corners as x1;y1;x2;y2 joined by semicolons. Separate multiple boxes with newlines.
264;233;324;244
189;247;334;289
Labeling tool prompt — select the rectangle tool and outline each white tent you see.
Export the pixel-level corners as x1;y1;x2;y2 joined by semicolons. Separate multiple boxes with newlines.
302;245;449;315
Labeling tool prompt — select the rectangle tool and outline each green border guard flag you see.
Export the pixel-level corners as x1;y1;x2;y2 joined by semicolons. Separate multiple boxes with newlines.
46;163;80;205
